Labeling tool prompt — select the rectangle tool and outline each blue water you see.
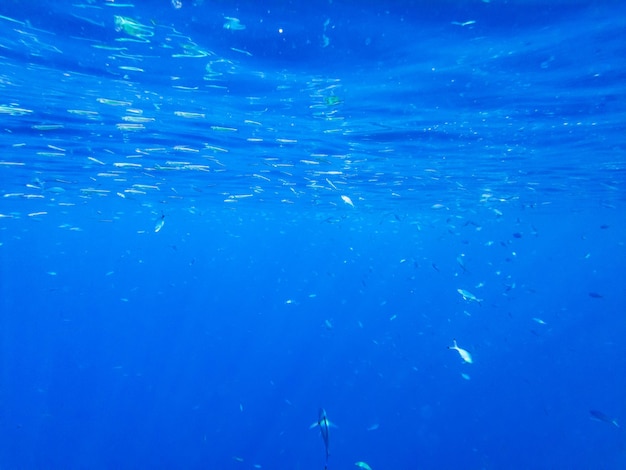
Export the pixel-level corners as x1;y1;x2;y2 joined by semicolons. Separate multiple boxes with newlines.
1;0;625;468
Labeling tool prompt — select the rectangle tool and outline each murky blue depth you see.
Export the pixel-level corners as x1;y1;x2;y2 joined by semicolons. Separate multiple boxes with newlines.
0;1;625;469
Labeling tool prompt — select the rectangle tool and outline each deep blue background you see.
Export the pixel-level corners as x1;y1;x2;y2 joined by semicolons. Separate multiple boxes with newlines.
0;1;625;469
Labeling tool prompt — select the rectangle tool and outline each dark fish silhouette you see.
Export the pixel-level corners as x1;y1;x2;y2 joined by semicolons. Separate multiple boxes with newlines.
590;409;619;427
318;408;330;466
310;408;336;468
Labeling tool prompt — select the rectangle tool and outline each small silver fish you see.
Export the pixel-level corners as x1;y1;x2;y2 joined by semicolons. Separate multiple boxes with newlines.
154;214;165;233
448;338;473;364
457;288;483;304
